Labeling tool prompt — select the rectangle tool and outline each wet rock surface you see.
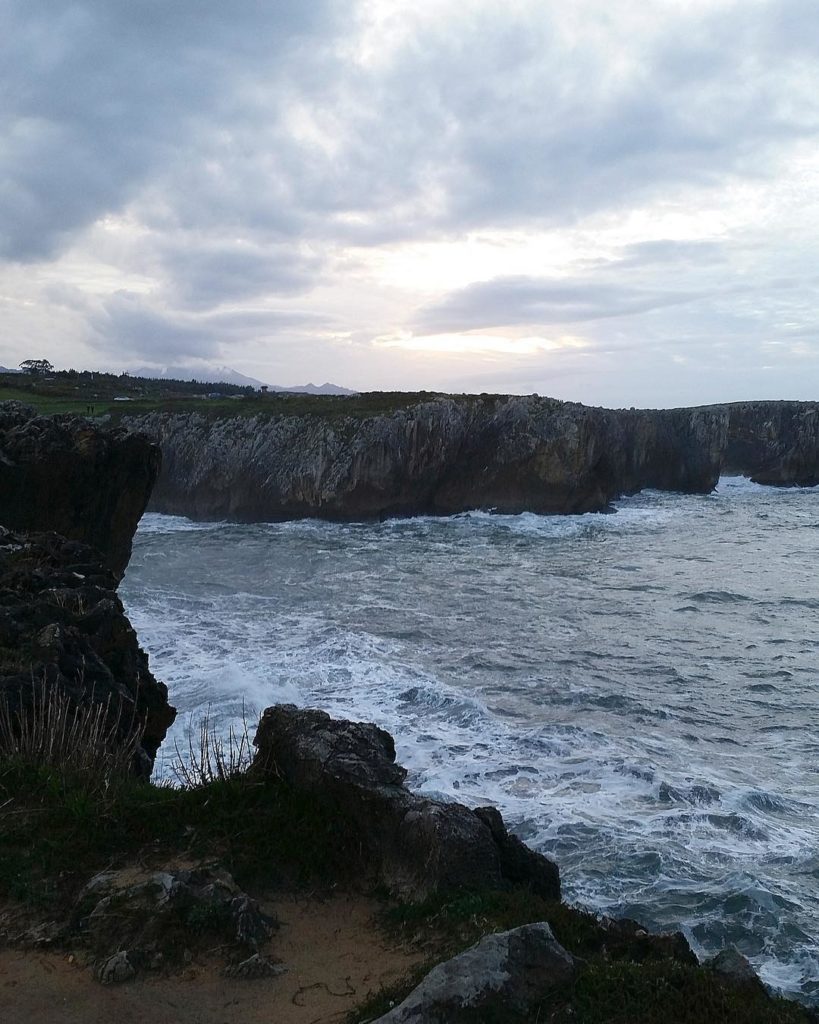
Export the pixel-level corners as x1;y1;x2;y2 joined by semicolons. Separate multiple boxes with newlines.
0;402;160;578
370;923;578;1023
252;704;560;901
0;527;175;770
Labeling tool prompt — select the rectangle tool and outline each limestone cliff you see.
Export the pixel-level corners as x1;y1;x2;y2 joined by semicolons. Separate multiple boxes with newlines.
0;402;160;578
123;397;729;521
719;400;819;486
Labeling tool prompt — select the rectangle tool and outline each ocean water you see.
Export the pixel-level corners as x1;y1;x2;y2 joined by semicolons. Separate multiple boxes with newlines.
120;477;819;1001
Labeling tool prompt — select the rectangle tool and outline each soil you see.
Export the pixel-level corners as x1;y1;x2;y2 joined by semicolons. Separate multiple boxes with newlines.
0;892;423;1024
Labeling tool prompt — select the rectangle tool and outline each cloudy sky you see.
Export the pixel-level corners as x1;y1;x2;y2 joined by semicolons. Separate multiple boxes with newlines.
2;0;819;406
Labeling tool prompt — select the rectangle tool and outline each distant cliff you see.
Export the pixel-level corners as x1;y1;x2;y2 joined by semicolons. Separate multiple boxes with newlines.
121;396;729;521
0;402;160;577
719;401;819;486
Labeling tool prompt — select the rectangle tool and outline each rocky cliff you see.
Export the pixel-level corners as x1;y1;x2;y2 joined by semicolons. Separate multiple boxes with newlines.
0;402;160;578
0;527;175;773
719;400;819;485
122;396;729;521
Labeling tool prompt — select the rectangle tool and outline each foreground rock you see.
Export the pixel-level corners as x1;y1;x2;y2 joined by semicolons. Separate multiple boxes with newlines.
372;923;578;1023
124;396;728;521
252;705;560;901
72;866;277;982
0;401;159;577
0;527;175;771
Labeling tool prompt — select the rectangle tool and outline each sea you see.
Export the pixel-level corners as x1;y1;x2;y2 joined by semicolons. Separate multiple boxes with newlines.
120;477;819;1001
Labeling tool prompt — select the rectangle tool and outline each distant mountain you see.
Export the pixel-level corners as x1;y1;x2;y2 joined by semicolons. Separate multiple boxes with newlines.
277;382;357;396
130;365;357;395
0;365;21;374
130;365;266;389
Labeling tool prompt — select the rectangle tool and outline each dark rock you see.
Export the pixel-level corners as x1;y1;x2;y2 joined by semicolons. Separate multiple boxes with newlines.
95;950;136;985
73;866;276;980
370;923;578;1023
0;528;174;771
252;705;560;901
706;947;766;992
0;401;159;578
721;401;819;486
598;915;697;965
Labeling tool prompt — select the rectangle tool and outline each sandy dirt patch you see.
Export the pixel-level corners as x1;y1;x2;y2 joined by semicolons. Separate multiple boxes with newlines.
0;892;423;1024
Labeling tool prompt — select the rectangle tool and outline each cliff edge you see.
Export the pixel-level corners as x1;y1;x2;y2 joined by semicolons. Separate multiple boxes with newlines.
123;396;728;522
0;401;160;578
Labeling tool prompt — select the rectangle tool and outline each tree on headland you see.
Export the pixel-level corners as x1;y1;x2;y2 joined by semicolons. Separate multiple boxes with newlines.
19;358;54;376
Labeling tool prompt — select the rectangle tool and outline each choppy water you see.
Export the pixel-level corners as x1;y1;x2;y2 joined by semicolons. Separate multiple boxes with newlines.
120;477;819;1000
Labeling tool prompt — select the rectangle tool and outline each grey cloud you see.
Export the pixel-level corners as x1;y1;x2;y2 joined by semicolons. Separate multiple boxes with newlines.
415;276;704;333
154;240;323;310
88;291;329;362
1;0;339;260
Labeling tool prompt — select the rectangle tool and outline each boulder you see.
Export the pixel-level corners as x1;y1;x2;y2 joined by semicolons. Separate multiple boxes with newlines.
71;866;276;980
0;402;159;578
252;705;560;901
370;923;578;1023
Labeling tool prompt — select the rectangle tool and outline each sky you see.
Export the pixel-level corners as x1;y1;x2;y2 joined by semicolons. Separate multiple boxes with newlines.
2;0;819;407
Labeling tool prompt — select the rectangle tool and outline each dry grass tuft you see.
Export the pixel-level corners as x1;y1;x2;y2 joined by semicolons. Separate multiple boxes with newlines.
0;674;144;790
169;704;254;788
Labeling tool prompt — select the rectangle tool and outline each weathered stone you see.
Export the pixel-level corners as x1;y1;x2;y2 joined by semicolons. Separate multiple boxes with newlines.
74;866;276;969
252;705;560;901
370;923;578;1023
706;947;766;992
95;950;136;985
0;402;160;578
122;397;728;522
0;528;174;771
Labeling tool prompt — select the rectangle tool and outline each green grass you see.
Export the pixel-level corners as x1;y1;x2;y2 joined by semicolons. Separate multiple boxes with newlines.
0;760;367;911
346;890;814;1024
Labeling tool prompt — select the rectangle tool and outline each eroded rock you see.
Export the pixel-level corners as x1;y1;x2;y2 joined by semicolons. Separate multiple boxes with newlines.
252;705;560;901
0;528;174;771
370;923;578;1023
0;402;159;578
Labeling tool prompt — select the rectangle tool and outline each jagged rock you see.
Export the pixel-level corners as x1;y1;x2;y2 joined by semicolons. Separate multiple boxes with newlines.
0;528;174;771
706;947;766;991
598;915;697;964
122;397;728;522
74;866;276;972
0;402;159;578
721;401;819;485
252;705;560;901
95;950;136;985
370;923;578;1023
223;953;287;980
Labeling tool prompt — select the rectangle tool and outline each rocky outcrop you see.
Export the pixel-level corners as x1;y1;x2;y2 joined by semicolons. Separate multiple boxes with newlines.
0;402;160;577
251;704;560;901
720;401;819;485
122;397;728;521
0;527;175;772
371;923;578;1024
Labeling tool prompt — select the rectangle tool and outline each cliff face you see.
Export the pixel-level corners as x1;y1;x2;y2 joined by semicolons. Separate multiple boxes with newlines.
0;528;175;773
124;397;729;521
0;402;160;578
720;401;819;486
